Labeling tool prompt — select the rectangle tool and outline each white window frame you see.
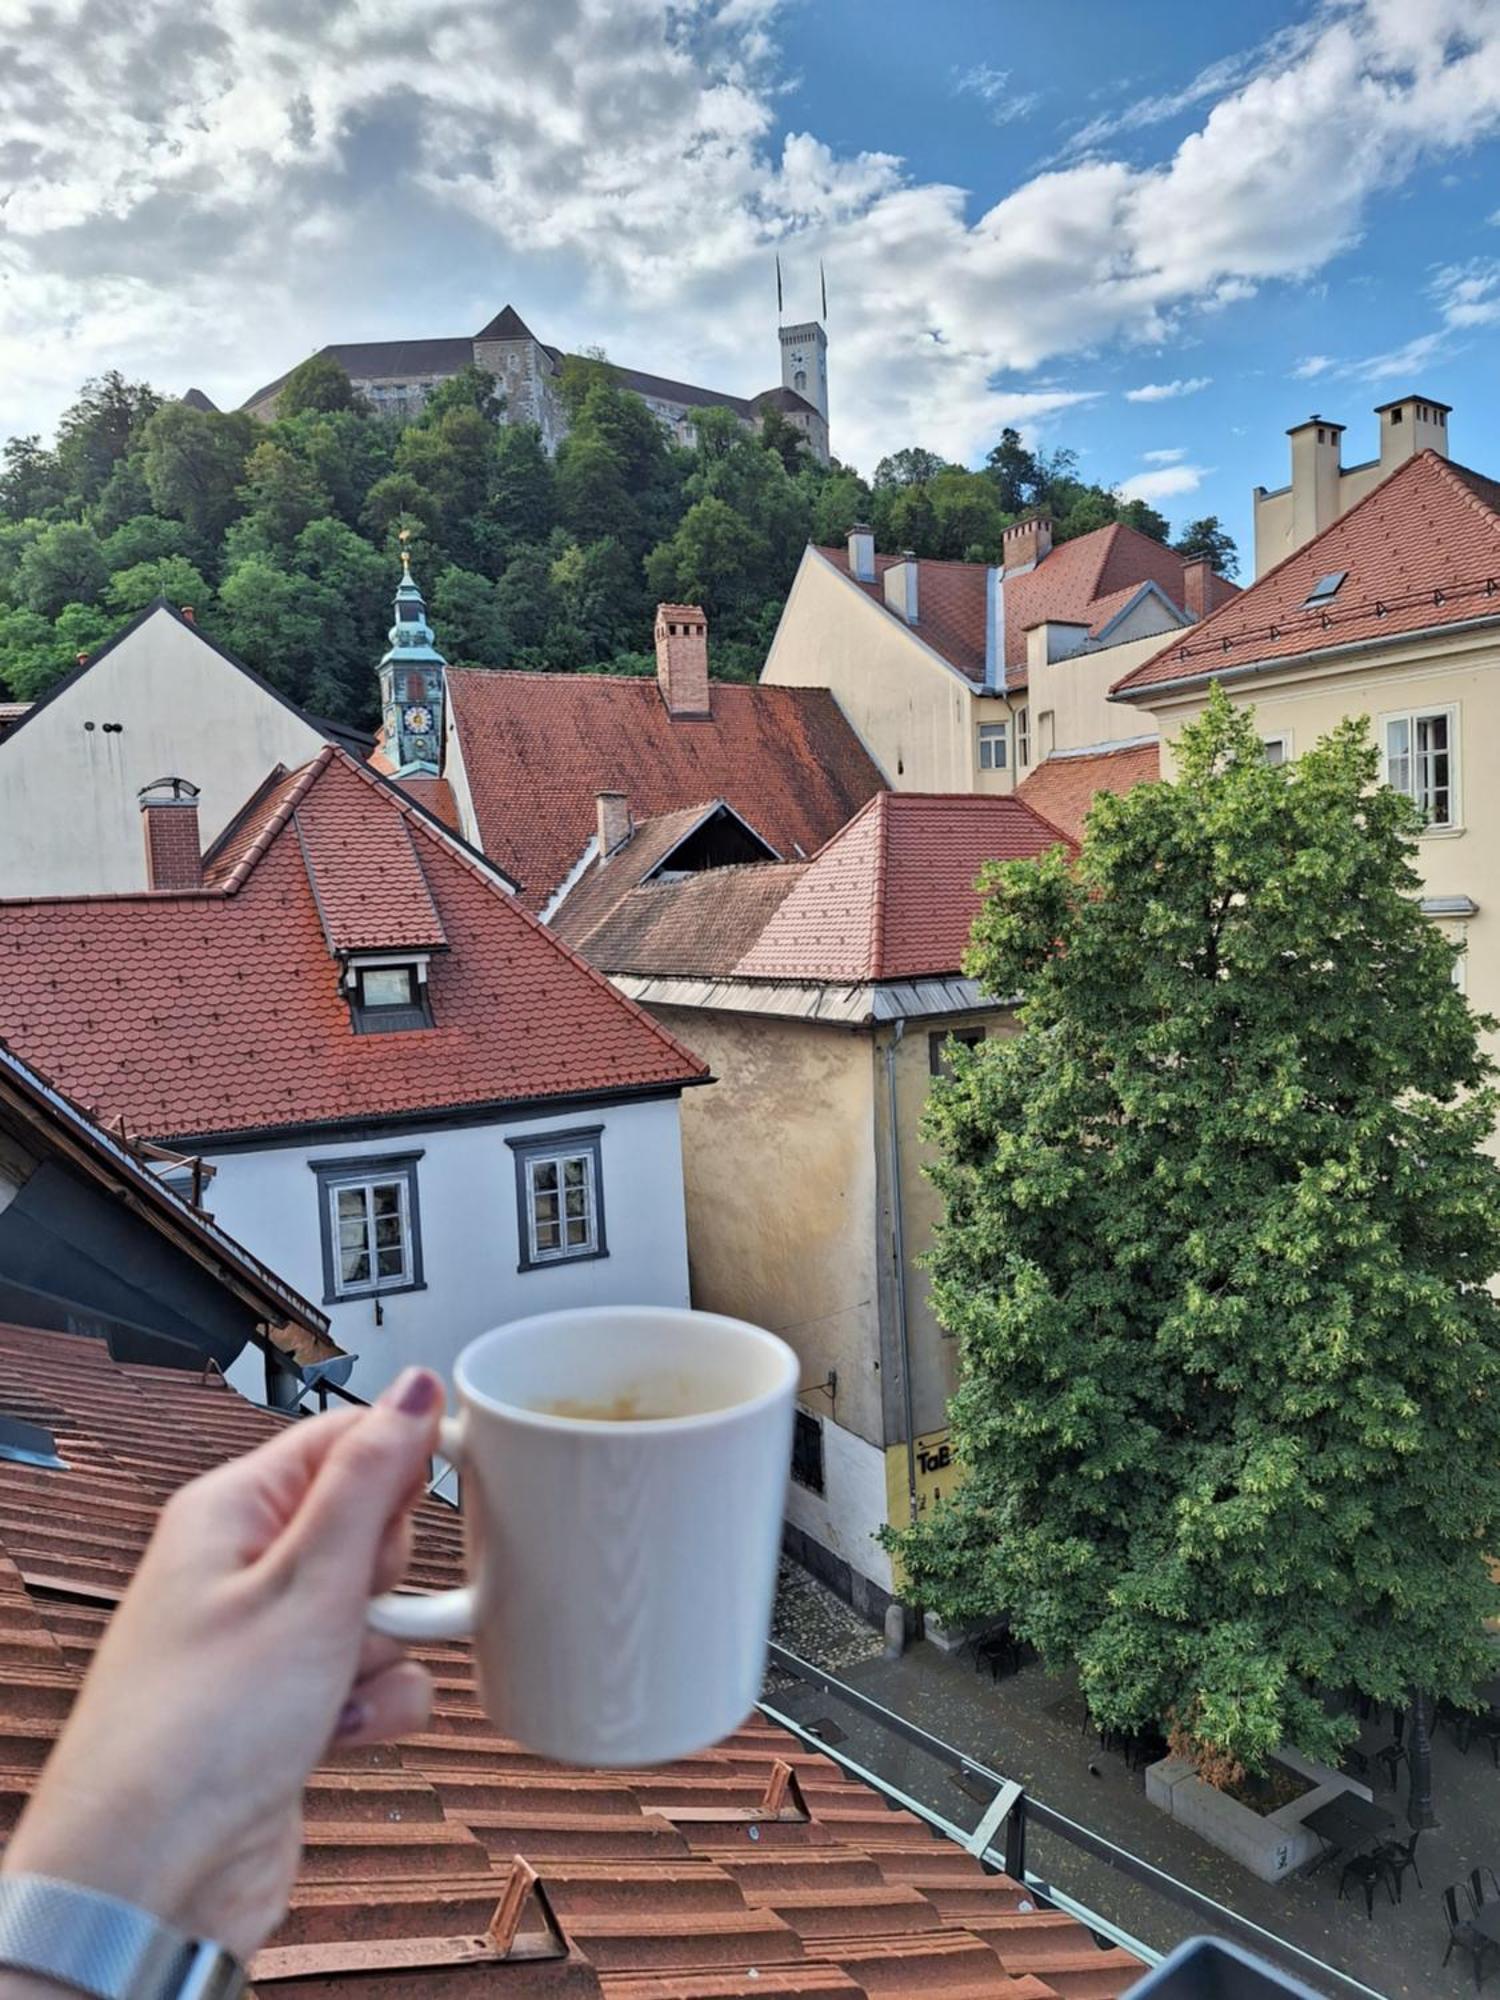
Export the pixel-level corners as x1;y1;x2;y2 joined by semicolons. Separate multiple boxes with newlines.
507;1127;607;1272
1016;706;1031;769
1381;704;1459;831
1260;731;1293;768
311;1153;424;1304
978;722;1008;772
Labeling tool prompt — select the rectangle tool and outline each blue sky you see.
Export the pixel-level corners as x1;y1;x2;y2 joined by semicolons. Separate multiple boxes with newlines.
2;0;1498;573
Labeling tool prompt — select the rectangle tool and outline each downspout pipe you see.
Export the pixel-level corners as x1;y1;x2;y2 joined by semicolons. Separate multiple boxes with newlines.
883;1021;918;1525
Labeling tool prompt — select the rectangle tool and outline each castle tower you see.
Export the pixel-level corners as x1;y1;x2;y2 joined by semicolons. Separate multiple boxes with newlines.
778;319;829;429
379;538;447;778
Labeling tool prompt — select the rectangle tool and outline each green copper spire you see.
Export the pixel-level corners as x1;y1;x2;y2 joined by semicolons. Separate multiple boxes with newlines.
379;532;447;777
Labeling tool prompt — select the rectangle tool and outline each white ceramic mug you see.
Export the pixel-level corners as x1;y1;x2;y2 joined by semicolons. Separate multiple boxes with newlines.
367;1305;798;1767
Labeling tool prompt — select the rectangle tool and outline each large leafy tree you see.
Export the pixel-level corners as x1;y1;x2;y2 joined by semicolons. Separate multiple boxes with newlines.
276;354;367;418
139;402;256;543
54;372;160;504
1173;515;1240;580
891;689;1500;1820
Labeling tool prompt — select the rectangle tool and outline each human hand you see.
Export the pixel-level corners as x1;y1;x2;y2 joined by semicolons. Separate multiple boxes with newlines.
2;1366;445;1962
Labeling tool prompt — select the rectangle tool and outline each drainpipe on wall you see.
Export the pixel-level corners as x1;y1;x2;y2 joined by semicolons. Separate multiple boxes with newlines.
882;1021;918;1526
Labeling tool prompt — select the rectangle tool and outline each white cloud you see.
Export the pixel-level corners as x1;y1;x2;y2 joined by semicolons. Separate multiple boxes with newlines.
2;0;1500;471
1125;378;1213;403
1292;256;1500;385
953;65;1043;127
1292;354;1337;379
1117;462;1211;503
1142;447;1188;464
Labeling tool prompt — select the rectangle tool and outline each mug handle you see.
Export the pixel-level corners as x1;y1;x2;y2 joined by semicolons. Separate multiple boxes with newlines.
366;1415;477;1641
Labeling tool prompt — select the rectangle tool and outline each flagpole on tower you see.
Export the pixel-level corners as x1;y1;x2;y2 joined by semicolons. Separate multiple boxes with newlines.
820;260;828;322
776;254;784;321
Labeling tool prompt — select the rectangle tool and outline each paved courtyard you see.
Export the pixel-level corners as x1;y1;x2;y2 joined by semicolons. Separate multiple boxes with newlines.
769;1567;1500;1999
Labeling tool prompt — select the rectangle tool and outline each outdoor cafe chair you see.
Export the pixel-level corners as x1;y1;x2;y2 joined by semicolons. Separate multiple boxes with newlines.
1472;1868;1500;1910
1442;1883;1499;1989
1338;1852;1396;1919
1373;1829;1422;1901
1376;1707;1408;1789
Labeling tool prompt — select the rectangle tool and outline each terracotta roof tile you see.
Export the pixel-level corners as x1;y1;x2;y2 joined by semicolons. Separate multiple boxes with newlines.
1015;743;1161;844
551;805;779;955
1114;449;1500;697
817;527;1231;689
733;794;1073;984
0;749;705;1143
0;1324;1143;1999
580;866;809;980
398;777;461;833
443;671;884;910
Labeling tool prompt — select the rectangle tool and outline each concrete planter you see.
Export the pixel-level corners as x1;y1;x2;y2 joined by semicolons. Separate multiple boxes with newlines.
1146;1747;1373;1884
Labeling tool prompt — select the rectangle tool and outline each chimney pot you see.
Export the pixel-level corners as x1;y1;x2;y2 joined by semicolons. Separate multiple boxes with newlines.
654;603;711;719
1002;513;1053;575
882;552;919;625
75;652;90;667
846;523;875;583
595;790;632;858
138;776;203;892
180;604;195;624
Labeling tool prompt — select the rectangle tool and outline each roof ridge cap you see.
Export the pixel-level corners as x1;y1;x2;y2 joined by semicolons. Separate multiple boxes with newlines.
1425;448;1500;531
215;749;333;893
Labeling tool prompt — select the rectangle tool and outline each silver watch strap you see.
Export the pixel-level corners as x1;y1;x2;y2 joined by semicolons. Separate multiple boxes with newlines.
0;1875;244;2000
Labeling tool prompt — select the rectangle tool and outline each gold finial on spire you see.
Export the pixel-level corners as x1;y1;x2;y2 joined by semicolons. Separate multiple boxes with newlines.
398;525;412;579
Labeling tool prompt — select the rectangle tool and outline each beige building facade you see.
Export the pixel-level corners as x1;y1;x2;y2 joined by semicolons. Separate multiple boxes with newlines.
1252;393;1451;578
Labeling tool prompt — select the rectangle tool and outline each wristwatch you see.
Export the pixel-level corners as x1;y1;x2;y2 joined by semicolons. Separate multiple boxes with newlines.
0;1876;244;2000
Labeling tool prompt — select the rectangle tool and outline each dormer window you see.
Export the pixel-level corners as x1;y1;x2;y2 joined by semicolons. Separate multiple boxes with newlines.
1303;570;1347;608
345;955;434;1034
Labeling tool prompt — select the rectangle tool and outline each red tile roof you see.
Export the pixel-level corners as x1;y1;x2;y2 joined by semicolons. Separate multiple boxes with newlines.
736;794;1073;984
816;527;1233;689
0;1323;1144;1999
0;748;706;1145
398;776;462;833
1113;450;1500;698
443;671;884;909
582;796;1073;988
1015;742;1161;844
551;805;775;954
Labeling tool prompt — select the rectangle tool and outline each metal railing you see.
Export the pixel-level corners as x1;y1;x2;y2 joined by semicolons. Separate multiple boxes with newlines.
760;1641;1386;2000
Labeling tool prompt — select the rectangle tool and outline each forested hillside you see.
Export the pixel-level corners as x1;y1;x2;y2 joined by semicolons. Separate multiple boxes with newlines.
0;356;1237;729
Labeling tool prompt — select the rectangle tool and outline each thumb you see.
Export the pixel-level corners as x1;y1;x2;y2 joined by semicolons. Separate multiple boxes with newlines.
285;1368;443;1603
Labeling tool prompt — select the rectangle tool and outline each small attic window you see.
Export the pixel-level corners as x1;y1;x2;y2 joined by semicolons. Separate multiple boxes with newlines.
1304;570;1348;608
0;1416;66;1470
1390;406;1403;424
346;958;433;1035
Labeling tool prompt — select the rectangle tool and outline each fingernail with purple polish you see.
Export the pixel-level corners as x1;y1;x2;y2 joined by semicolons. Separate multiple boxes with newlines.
336;1698;367;1738
379;1367;440;1417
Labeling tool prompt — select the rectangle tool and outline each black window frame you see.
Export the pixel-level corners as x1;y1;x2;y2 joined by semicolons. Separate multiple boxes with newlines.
791;1409;825;1494
929;1026;986;1077
310;1151;426;1305
348;962;434;1036
505;1126;608;1273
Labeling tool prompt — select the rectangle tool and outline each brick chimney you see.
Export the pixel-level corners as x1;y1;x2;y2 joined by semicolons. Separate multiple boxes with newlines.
138;776;202;891
846;523;875;582
654;604;711;719
595;790;632;858
1002;512;1052;576
1180;558;1215;621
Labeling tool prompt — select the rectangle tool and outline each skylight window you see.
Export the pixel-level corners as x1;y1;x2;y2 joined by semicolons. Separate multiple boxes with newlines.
344;956;434;1035
0;1416;65;1469
1303;570;1348;608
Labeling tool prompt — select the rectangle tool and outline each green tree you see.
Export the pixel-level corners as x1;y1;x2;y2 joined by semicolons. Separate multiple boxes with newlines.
291;518;389;717
806;465;872;547
874;446;948;489
645;495;763;625
90;457;156;537
890;690;1500;1822
481;424;556;560
555;431;634;549
17;522;108;618
546;537;636;669
238;441;333;550
1173;516;1240;580
55;372;160;504
431;565;502;663
0;436;67;521
493;543;555;664
100;514;190;571
759;407;810;474
360;473;441;550
1115;495;1171;543
984;427;1043;513
276;353;366;418
105;555;213;618
217;557;323;697
139;402;256;542
420;365;504;425
275;410;393;529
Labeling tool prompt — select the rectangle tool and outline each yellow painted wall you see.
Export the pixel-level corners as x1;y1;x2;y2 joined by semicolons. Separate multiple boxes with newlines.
647;1005;887;1448
1027;626;1176;762
1142;627;1500;1056
762;549;1025;794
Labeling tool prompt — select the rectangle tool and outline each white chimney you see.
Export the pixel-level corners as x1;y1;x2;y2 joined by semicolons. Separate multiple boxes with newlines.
846;523;875;582
883;552;919;625
595;790;632;857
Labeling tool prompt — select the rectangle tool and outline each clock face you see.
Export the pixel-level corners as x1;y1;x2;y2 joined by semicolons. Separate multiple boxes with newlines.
404;705;433;733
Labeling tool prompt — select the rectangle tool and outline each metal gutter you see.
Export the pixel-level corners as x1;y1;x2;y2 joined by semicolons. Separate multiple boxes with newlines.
1113;610;1500;704
880;1023;917;1526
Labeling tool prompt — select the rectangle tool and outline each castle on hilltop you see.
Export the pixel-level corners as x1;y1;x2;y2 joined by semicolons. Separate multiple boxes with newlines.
242;304;830;462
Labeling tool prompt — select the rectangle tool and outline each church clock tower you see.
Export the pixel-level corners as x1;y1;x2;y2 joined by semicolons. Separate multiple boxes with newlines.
379;536;446;777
